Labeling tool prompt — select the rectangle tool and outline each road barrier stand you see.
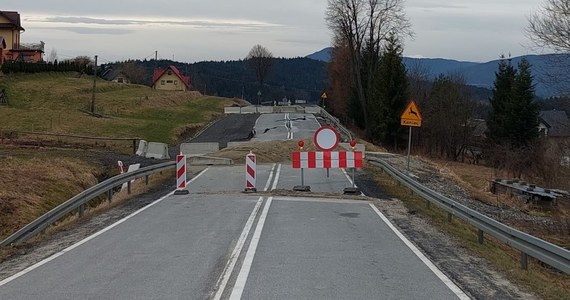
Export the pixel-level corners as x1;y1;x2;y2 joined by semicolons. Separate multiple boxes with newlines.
292;140;311;192
174;153;189;195
244;151;257;192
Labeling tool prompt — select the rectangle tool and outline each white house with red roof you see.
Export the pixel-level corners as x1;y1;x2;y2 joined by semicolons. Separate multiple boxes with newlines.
152;65;191;91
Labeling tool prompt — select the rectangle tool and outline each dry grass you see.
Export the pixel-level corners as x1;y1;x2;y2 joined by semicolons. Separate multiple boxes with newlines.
0;156;100;240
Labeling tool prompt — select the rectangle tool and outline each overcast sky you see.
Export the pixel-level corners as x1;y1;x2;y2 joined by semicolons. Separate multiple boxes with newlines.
5;0;543;63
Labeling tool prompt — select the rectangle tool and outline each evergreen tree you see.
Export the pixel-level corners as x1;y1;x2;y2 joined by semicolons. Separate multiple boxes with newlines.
372;35;408;148
487;57;539;148
511;58;539;147
488;57;516;144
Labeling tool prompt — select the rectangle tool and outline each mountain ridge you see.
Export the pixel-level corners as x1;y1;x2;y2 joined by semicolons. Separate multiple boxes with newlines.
306;47;570;98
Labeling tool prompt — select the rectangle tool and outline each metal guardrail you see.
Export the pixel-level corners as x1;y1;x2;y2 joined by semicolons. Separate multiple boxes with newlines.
319;107;352;142
0;161;176;246
369;157;570;275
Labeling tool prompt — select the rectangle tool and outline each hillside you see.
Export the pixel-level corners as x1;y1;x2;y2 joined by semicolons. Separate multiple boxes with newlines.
0;72;241;243
102;57;328;104
0;72;236;144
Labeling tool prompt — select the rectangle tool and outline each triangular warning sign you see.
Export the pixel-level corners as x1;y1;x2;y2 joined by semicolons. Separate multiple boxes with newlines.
321;92;328;99
400;100;422;127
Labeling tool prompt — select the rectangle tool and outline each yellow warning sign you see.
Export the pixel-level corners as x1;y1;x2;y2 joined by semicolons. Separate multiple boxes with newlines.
400;100;422;127
321;92;328;100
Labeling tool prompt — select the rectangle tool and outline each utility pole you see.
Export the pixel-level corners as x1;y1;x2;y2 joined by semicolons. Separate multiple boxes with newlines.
155;50;157;61
90;55;98;114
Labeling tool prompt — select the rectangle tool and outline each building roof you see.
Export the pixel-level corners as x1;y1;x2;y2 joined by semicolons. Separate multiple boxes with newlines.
152;65;190;88
0;11;25;31
101;68;128;81
539;110;570;137
14;42;45;52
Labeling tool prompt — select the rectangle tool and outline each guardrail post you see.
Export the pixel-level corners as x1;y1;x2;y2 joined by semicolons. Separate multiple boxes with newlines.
127;181;132;194
521;253;529;270
478;229;484;244
107;190;113;203
133;139;137;154
426;200;431;208
447;212;453;223
145;175;149;185
79;204;85;217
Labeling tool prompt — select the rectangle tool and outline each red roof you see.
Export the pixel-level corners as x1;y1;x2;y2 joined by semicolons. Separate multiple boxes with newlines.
152;65;190;89
0;11;25;31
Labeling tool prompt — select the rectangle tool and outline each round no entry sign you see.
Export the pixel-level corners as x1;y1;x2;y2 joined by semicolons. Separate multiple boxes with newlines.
314;126;339;151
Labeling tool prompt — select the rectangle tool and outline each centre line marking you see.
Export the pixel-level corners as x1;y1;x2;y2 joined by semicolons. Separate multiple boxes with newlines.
263;163;277;192
229;197;273;300
212;197;264;300
271;164;282;190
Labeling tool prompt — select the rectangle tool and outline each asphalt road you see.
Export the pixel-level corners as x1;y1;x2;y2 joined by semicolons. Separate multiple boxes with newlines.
0;113;469;299
252;113;320;141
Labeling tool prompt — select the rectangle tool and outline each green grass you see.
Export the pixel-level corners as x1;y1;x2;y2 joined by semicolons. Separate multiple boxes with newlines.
0;72;228;144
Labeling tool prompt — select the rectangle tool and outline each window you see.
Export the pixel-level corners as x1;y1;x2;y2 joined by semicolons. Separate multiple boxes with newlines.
167;71;172;75
174;80;178;85
167;80;173;83
161;80;165;85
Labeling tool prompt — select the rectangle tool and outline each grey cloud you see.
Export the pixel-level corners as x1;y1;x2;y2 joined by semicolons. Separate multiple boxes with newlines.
31;16;282;30
50;27;133;35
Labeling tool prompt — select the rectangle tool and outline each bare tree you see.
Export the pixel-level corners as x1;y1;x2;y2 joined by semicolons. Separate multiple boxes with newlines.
420;74;475;161
527;0;570;53
120;62;146;85
246;44;273;104
527;0;570;95
326;0;412;138
46;49;58;63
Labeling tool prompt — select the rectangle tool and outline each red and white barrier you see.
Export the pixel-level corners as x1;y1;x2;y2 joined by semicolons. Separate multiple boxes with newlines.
244;151;257;192
174;153;190;195
292;151;363;169
117;161;125;174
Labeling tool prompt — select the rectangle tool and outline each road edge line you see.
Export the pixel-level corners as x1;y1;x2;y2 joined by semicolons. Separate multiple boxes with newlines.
212;196;264;300
368;203;470;300
229;197;273;300
0;167;210;287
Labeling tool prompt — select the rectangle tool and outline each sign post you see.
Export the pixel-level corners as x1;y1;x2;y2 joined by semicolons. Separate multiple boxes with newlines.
320;92;328;108
400;100;422;172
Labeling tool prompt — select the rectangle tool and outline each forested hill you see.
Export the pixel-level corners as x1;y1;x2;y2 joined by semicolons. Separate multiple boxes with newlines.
102;58;329;104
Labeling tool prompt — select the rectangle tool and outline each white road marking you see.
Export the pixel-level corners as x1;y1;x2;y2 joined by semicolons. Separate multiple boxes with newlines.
0;168;210;287
263;164;277;192
229;197;273;300
368;204;470;300
341;168;357;188
271;164;282;190
212;196;264;300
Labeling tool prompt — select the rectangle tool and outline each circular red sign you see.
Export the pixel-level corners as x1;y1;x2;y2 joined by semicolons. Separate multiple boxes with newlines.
298;140;305;148
350;140;357;147
313;126;339;151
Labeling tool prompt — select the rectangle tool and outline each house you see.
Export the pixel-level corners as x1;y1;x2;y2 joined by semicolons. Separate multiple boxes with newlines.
0;11;44;63
539;110;570;138
152;65;190;91
102;68;130;84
